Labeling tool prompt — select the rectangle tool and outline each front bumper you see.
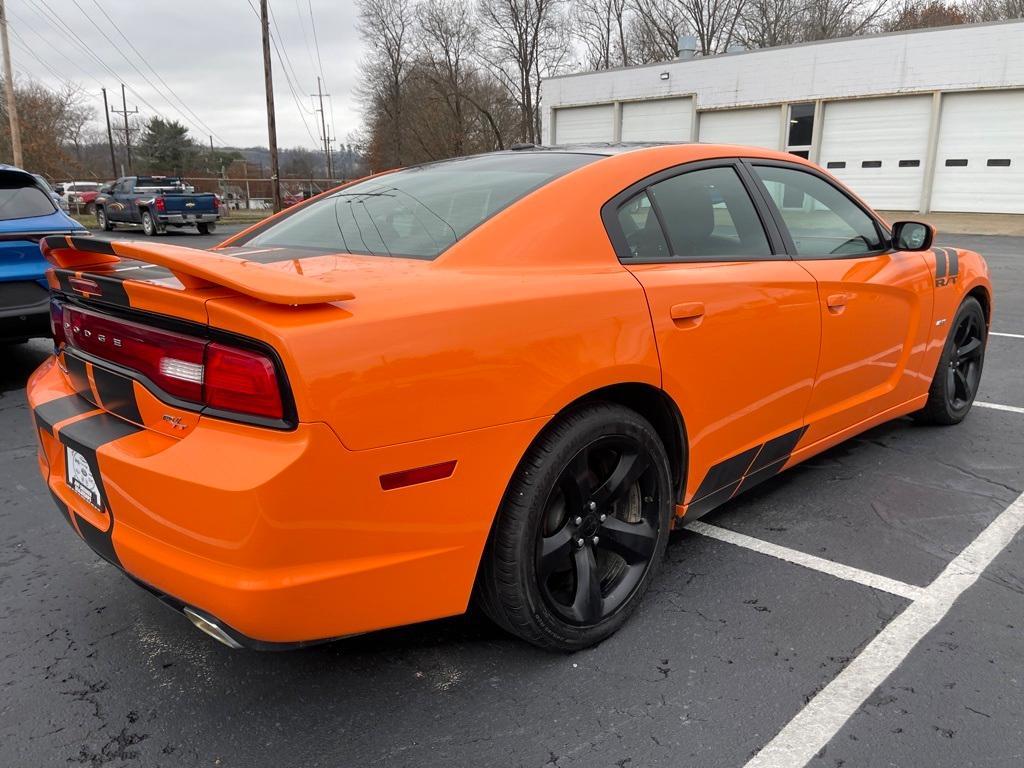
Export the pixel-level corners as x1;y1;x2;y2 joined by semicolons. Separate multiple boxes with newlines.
0;280;50;340
27;355;539;647
157;213;219;224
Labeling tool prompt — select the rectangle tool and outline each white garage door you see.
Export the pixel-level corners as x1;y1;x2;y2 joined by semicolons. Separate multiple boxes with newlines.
698;107;780;148
553;104;614;144
620;98;693;142
931;91;1024;214
819;95;932;211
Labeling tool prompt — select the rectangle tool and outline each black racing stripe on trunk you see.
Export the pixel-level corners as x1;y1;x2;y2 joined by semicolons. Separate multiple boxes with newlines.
934;249;947;279
80;274;131;308
747;425;809;474
64;354;92;398
55;269;76;294
33;393;96;435
104;262;177;282
57;413;143;568
690;445;761;502
92;366;142;424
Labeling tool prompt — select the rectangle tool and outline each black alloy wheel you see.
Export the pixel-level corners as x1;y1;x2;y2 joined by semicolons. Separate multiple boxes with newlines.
946;309;984;410
916;296;987;425
477;402;673;651
537;435;660;626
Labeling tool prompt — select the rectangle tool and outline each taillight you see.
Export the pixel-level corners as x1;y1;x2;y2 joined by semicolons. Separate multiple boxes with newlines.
57;302;284;422
205;343;282;419
212;195;220;211
154;197;165;212
50;299;66;347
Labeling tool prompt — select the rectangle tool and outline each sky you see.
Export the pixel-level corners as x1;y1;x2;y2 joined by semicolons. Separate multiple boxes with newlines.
6;0;368;150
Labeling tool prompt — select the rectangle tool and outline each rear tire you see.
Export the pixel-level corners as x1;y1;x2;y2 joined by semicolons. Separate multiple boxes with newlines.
915;296;987;425
477;402;673;651
96;207;113;232
197;222;216;235
141;211;159;236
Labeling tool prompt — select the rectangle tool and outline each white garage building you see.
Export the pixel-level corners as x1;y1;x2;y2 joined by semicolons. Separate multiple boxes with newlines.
541;20;1024;214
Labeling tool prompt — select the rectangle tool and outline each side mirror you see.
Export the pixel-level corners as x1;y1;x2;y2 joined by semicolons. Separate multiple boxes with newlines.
892;221;935;252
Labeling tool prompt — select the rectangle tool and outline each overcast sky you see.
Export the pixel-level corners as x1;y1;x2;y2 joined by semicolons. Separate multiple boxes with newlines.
7;0;367;150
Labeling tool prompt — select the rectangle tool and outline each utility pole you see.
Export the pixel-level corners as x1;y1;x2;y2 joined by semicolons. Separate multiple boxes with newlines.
260;0;281;212
312;77;332;180
110;84;138;174
0;0;23;167
101;88;117;179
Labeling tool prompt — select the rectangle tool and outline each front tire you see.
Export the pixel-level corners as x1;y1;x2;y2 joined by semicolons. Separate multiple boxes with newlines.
477;402;673;651
915;296;987;425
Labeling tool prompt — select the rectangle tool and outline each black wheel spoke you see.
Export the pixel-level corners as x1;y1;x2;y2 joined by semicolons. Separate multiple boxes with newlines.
591;449;649;507
539;526;573;579
954;369;971;401
957;337;982;360
598;516;657;564
561;448;591;511
569;545;604;624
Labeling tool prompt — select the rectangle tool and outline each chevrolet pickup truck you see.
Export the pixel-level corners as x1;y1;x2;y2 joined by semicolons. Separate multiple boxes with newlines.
94;176;220;236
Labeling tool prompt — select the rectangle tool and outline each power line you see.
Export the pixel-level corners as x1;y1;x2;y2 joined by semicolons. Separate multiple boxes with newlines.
66;0;223;145
305;0;338;158
8;26;69;84
88;0;229;146
7;8;103;89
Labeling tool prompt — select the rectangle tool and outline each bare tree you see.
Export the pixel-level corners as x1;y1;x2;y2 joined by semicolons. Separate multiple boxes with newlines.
800;0;890;40
573;0;634;69
477;0;570;144
631;0;745;58
736;0;803;48
629;0;687;61
963;0;1024;19
357;0;418;168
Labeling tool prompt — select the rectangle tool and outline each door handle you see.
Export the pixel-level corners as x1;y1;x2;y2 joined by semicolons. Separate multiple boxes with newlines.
826;292;852;311
670;302;705;323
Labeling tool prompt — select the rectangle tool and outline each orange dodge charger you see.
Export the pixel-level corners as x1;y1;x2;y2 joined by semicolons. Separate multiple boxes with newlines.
28;144;991;651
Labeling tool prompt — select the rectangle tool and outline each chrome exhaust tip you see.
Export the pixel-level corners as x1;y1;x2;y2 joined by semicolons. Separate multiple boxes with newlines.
183;607;244;649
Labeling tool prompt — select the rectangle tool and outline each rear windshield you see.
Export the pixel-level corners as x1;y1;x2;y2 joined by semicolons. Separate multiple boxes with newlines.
136;177;189;191
239;152;598;260
0;178;56;220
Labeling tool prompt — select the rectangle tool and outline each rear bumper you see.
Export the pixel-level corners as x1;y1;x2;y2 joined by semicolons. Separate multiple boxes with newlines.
157;213;219;224
27;356;540;646
0;280;50;340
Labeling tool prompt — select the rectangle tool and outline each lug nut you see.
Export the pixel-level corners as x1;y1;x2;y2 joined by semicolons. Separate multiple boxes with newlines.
588;501;597;510
576;538;585;548
574;516;583;525
592;536;600;545
599;514;606;522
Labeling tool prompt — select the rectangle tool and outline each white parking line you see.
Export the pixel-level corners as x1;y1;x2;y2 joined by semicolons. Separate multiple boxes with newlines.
685;521;924;601
991;331;1024;339
744;490;1024;768
975;401;1024;415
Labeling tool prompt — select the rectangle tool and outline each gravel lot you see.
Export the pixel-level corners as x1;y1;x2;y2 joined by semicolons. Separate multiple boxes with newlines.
1;232;1021;767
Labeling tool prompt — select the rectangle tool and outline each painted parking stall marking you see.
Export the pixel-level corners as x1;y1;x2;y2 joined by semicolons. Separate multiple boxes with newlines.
685;521;924;600
975;401;1024;415
743;490;1024;768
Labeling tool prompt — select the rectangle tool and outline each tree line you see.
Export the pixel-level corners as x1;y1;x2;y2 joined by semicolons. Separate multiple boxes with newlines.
357;0;1023;170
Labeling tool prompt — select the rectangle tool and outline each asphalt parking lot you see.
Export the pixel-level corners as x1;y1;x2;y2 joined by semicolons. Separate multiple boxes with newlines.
1;233;1021;767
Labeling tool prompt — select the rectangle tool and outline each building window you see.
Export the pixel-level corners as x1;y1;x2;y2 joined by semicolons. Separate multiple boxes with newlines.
861;161;882;168
987;159;1011;167
945;159;968;167
898;160;920;168
787;103;815;148
826;162;846;169
790;150;809;159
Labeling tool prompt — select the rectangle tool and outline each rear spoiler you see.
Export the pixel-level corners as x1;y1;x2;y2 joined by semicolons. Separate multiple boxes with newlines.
41;235;355;305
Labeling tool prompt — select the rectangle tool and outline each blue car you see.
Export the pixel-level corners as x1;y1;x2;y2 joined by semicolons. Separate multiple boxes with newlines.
0;165;87;342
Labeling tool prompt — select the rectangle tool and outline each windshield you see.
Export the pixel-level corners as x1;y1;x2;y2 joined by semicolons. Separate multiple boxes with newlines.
239;152;598;260
0;177;57;220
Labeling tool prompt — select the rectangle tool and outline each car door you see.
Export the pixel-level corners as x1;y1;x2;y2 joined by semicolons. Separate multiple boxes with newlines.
107;180;130;223
606;160;822;516
745;161;934;444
